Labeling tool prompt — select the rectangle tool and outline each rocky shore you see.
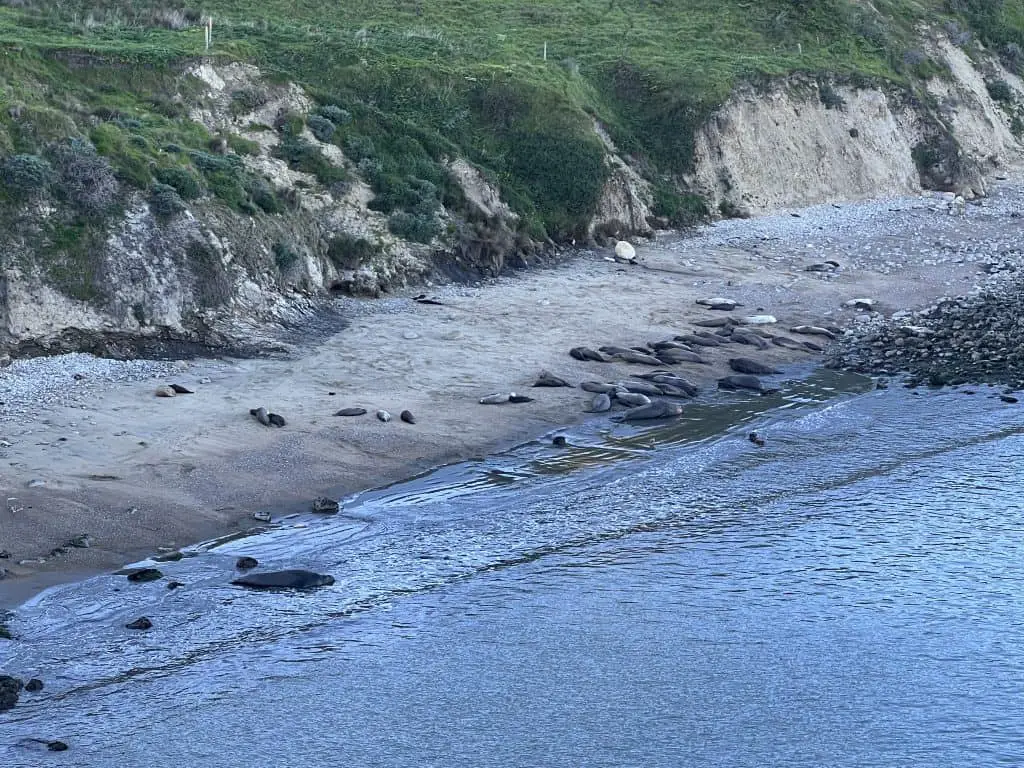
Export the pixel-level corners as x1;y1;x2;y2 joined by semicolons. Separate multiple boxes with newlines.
2;179;1023;605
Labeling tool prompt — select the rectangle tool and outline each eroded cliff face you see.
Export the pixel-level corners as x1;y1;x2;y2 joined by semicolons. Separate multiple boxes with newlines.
690;40;1024;216
3;37;1023;358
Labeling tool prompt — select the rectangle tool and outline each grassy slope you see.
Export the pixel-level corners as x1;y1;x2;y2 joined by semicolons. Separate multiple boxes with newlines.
2;0;1024;245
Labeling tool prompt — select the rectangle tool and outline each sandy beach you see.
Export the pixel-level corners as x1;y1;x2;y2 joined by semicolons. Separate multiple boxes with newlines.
1;186;1016;605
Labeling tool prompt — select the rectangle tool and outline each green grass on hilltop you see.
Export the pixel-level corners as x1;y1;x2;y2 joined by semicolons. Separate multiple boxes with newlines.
2;0;1024;245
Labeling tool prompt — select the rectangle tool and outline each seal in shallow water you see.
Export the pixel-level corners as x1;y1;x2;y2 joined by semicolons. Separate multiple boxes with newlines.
718;374;777;393
616;400;683;421
728;358;782;375
231;569;335;590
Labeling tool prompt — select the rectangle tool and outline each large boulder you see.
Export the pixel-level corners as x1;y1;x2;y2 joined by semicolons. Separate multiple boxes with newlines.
0;675;23;711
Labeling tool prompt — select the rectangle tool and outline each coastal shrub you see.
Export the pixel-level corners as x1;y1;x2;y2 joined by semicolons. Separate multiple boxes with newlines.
327;233;380;269
247;177;283;213
652;184;708;228
272;136;347;186
344;135;376;162
272;241;300;270
317;105;352;126
230;87;270;115
155;166;202;199
227;134;261;156
986;80;1013;104
307;115;336;143
188;150;243;175
274;111;305;137
149;182;185;218
387;210;440;243
89;123;151;188
205;170;248;209
0;153;53;200
47;140;120;219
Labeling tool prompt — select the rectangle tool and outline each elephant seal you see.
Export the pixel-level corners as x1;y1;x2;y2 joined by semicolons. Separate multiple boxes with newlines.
125;617;152;630
552;435;568;447
231;569;335;590
693;317;737;328
748;431;765;447
155;385;176;398
615;391;651;407
770;336;806;350
400;409;416;424
168;384;194;394
236;556;259;570
250;407;271;426
580;381;616;394
533;371;572;387
24;678;43;693
615;350;664;366
599;345;635;356
376;410;392;422
335;407;367;416
657;383;693;398
802;340;825;352
616;400;683;421
696;297;741;310
570;347;607;362
790;325;837;340
729;358;782;376
509;393;535;403
480;393;511;405
268;413;286;427
718;375;778;394
616;380;662;396
731;330;770;350
650;340;691;351
586;393;612;413
657;349;708;365
675;334;721;347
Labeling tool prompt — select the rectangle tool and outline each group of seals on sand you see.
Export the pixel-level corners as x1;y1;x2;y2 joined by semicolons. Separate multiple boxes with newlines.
333;406;416;423
250;407;286;427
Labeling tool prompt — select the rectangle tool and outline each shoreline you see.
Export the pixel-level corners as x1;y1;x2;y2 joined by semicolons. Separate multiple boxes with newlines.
2;183;1020;608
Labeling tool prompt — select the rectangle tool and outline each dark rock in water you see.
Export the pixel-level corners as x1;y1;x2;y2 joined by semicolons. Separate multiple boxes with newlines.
125;565;163;581
718;374;766;392
231;569;335;590
533;371;572;387
166;581;185;590
25;678;43;692
236;556;259;570
125;617;152;630
728;357;781;376
267;413;286;427
508;394;535;403
552;436;568;447
47;741;69;752
334;407;367;417
311;497;340;514
1000;394;1019;403
0;675;23;711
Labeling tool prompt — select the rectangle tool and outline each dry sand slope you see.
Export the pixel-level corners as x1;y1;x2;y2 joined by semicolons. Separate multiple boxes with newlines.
0;184;1016;600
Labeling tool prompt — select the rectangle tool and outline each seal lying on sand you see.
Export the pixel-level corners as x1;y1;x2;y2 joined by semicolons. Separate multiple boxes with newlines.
231;569;335;590
570;347;607;362
533;371;572;387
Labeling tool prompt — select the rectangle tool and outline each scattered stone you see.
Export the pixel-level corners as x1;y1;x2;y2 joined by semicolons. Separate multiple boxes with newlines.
25;679;43;692
311;497;340;514
376;409;392;422
125;568;163;583
153;551;183;562
844;298;876;311
0;675;22;711
334;407;367;416
125;617;152;630
154;385;176;398
402;331;420;340
236;556;259;570
400;409;416;424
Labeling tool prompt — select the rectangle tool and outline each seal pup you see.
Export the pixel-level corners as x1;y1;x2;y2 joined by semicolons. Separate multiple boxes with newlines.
748;431;765;447
231;569;335;590
250;407;271;426
155;385;176;398
376;409;392;422
480;393;511;405
509;393;535;403
696;297;742;311
693;317;737;328
790;325;837;340
400;409;416;423
656;348;708;365
168;384;194;394
729;358;782;376
586;393;612;413
616;400;683;421
615;391;651;407
570;347;607;363
268;413;286;427
580;381;617;394
335;407;367;416
533;371;572;387
675;334;721;347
